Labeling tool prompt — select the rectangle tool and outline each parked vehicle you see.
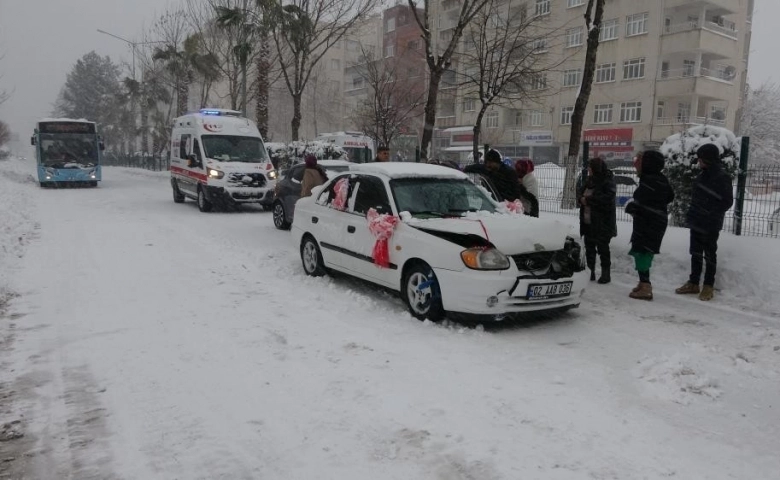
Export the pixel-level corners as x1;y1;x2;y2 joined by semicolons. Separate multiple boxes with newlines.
316;132;375;163
169;108;277;212
272;159;352;230
291;163;588;321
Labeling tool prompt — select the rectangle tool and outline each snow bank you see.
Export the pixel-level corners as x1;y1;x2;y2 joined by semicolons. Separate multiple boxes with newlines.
0;157;37;308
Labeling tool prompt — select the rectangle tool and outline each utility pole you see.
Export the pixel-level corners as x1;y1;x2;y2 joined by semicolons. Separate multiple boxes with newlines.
241;0;249;117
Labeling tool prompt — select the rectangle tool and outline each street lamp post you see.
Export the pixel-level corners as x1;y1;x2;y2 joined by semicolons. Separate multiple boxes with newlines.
96;29;164;81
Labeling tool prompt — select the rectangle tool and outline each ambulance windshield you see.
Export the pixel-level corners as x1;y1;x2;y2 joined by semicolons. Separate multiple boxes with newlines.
201;135;269;163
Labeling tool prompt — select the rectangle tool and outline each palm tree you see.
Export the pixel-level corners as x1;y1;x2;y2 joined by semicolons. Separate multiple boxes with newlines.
153;44;190;116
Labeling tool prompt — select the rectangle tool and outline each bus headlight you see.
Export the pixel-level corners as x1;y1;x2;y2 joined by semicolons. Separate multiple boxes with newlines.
208;168;224;179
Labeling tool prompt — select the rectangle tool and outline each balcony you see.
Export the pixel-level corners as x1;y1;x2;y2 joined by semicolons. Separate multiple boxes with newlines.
656;116;726;127
661;23;738;58
656;68;736;101
664;0;737;15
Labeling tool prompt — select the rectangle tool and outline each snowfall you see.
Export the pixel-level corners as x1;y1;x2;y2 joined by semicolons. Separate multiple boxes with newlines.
1;156;779;480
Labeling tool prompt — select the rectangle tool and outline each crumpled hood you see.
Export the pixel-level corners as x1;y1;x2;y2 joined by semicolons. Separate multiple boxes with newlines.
407;214;572;254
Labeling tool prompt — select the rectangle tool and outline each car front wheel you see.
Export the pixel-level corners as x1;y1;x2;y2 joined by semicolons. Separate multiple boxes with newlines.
172;180;185;203
402;262;444;321
197;186;213;212
300;235;326;276
273;201;290;230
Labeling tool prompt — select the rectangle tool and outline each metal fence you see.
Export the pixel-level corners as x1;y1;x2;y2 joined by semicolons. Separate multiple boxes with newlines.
533;162;780;239
102;153;170;172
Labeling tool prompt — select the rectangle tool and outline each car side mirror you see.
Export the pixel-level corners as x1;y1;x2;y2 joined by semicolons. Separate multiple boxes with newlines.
187;155;202;168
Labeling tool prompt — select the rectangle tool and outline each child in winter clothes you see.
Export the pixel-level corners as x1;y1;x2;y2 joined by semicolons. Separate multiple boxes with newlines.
625;151;675;300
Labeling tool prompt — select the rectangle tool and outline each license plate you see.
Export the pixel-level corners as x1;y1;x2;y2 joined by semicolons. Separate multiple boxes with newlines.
526;281;573;300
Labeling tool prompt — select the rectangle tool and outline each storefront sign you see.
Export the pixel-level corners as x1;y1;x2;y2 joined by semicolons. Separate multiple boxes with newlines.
583;128;634;161
519;130;553;146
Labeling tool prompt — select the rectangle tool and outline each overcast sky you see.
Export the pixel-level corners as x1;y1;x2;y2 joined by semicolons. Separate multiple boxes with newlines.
0;0;778;148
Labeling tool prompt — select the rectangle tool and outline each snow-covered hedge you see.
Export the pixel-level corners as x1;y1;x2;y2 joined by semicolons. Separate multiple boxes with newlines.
265;140;346;169
660;125;740;226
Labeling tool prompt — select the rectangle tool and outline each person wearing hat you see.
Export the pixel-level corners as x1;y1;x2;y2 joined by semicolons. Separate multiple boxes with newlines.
675;143;734;301
300;154;328;198
577;156;618;283
625;150;675;300
464;149;538;215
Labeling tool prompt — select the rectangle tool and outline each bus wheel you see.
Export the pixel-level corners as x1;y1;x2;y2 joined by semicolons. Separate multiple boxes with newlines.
90;181;98;187
172;180;185;203
197;186;213;212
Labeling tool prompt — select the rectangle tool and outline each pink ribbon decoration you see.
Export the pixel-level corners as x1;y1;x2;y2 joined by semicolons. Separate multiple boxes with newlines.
366;208;399;268
503;199;524;215
332;177;349;211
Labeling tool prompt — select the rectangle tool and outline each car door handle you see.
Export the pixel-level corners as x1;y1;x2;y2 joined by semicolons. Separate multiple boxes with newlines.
312;216;319;224
347;225;356;233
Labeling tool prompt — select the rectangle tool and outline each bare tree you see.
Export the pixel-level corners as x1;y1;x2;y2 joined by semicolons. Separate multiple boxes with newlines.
0;120;10;148
351;45;426;149
407;0;491;160
459;0;562;162
561;0;606;209
266;0;378;140
0;53;12;108
740;81;780;165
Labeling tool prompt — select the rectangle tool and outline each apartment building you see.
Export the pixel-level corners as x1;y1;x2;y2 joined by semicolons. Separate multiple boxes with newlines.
432;0;753;165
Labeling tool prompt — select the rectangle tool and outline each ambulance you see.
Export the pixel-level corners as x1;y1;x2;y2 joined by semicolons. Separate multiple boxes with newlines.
316;131;375;163
170;108;277;212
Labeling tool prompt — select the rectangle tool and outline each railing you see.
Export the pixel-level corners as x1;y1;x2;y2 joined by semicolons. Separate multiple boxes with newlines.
658;67;735;83
102;153;170;171
663;21;738;39
655;116;726;126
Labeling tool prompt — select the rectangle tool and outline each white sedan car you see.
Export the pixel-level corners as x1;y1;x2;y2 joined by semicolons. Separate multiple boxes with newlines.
291;163;589;321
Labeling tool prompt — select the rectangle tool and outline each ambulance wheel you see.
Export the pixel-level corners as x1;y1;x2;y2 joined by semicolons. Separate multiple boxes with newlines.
197;186;213;212
172;180;185;203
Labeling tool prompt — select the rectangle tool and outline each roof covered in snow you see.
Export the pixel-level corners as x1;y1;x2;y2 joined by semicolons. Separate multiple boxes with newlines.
350;162;467;180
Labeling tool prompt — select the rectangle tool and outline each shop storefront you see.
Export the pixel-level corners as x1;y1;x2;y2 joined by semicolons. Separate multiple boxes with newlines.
583;128;634;166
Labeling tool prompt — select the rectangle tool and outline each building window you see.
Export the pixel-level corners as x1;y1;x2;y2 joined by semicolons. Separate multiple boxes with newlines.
620;102;642;123
346;40;360;52
565;27;583;48
683;59;696;77
563;69;581;87
384;45;395;57
535;0;550;16
532;38;548;53
330;59;341;71
530;110;544;126
530;74;548;90
657;101;666;120
599;19;619;41
661;61;670;78
464;98;476;112
623;58;646;80
486;110;499;128
352;77;364;90
407;39;419;51
626;12;649;37
595;62;616;83
594;104;613;124
567;0;585;7
560;106;574;125
677;103;691;122
385;17;395;32
408;66;420;77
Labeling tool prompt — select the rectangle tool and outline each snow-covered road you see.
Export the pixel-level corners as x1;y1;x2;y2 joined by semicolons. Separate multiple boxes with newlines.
1;159;779;479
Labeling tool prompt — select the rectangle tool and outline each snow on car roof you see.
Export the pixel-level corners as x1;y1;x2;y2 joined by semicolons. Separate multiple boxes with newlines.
350;162;467;180
318;160;352;167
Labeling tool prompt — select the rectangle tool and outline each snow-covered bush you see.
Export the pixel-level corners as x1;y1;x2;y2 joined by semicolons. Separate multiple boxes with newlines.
265;140;346;169
660;125;740;226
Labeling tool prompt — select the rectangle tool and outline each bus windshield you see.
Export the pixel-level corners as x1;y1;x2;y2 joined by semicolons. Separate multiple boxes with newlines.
202;135;269;163
39;133;99;168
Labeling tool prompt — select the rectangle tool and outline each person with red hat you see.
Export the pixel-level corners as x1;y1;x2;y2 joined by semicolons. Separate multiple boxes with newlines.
300;154;328;197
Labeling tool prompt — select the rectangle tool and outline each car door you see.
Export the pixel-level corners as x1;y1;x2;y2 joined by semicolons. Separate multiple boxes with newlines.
309;174;361;273
345;174;396;285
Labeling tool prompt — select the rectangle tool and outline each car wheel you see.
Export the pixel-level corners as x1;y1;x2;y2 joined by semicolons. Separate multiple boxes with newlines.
273;201;291;230
402;262;444;322
300;235;327;276
197;185;213;212
172;180;185;203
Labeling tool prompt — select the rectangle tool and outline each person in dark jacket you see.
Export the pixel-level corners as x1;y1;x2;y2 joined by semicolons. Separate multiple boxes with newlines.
625;151;675;300
464;149;539;217
578;156;617;283
675;143;734;301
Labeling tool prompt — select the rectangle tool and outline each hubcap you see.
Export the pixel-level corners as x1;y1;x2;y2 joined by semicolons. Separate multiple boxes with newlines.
407;271;433;315
302;241;318;273
273;204;285;226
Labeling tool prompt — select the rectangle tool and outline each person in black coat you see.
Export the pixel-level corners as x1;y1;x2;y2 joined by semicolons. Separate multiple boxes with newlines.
675;143;734;301
578;156;617;283
464;149;539;216
625;150;675;300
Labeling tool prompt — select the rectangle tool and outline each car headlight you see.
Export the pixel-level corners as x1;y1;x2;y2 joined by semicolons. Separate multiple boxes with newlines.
268;170;277;180
461;248;510;270
208;168;224;179
564;236;586;268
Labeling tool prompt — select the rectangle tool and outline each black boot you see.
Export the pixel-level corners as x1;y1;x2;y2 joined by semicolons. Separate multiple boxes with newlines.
590;270;596;281
597;260;611;284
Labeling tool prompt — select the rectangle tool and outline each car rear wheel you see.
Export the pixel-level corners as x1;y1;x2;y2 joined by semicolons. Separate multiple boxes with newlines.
172;180;185;203
300;235;326;276
197;186;213;212
402;262;444;321
273;200;290;230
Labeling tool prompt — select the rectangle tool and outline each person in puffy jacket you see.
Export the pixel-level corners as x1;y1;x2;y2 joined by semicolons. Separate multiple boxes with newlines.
625;151;675;300
675;143;734;301
577;156;617;283
464;149;538;216
515;159;539;199
300;154;328;197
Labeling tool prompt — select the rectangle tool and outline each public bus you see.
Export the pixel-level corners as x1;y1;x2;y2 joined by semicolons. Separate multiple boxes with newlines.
30;118;104;187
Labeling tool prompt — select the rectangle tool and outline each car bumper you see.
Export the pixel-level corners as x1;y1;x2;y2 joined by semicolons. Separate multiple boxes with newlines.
204;185;275;205
434;268;589;316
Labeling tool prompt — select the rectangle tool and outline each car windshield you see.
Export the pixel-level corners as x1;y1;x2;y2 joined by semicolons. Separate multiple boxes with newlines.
390;178;497;217
202;135;269;163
